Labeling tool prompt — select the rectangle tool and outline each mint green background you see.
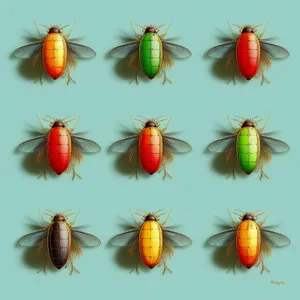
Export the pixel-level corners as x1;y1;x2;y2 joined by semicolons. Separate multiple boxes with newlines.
0;0;296;298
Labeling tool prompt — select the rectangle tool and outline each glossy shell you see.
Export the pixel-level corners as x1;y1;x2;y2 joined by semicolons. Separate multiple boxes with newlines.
47;127;72;175
236;33;260;80
138;127;163;175
139;220;163;268
236;220;261;268
47;221;71;269
237;127;260;174
42;33;67;79
139;33;162;79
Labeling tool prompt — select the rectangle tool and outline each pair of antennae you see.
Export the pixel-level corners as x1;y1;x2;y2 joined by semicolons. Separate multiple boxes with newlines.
232;209;265;218
42;209;75;218
133;209;167;218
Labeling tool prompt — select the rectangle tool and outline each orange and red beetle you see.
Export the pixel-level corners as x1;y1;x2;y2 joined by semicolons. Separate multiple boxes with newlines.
17;117;101;180
207;210;290;274
14;23;96;85
109;117;192;180
207;23;289;84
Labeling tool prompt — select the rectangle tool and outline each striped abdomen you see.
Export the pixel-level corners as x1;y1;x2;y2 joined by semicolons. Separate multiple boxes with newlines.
138;127;163;175
47;221;71;269
237;127;260;174
139;220;163;268
47;127;72;175
139;33;162;79
236;33;260;80
236;220;261;268
42;33;67;79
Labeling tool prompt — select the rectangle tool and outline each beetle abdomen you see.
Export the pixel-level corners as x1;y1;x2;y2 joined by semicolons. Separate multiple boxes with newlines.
236;220;261;268
139;220;163;268
138;127;163;175
236;33;260;80
140;33;162;79
47;127;72;175
237;127;260;174
48;221;71;269
42;33;67;79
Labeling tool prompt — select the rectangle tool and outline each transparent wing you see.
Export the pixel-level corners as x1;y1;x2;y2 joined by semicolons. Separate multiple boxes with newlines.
71;229;101;247
260;41;290;59
163;229;192;247
261;229;291;247
109;136;138;153
110;229;139;246
14;41;43;58
71;136;101;153
17;136;47;153
109;41;139;58
67;42;96;59
162;41;192;59
207;135;236;153
207;229;236;246
18;230;47;247
261;135;290;153
207;41;236;58
163;136;192;153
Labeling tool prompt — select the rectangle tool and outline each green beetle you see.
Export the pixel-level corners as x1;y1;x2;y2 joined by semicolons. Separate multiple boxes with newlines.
207;117;290;179
109;23;192;84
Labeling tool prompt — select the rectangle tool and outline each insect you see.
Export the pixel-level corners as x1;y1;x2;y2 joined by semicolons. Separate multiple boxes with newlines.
109;23;192;84
109;117;192;180
18;210;101;275
14;23;96;85
110;210;192;274
207;117;290;179
17;116;101;180
207;210;290;274
207;23;289;85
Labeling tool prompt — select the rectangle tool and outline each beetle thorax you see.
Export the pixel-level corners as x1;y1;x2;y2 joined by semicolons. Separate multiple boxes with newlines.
48;27;62;34
241;120;255;127
144;214;158;221
144;120;158;128
52;120;66;128
144;26;158;34
242;26;255;33
241;213;257;221
53;214;66;222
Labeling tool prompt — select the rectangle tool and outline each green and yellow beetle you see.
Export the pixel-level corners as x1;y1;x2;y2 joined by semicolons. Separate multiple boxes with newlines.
207;117;290;179
109;23;192;84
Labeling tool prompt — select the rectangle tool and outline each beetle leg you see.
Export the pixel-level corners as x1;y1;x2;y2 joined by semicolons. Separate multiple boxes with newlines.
69;211;80;227
130;22;142;39
227;256;238;275
34;22;45;39
159;164;172;180
69;260;79;275
34;69;44;85
64;22;75;39
256;23;269;39
162;261;172;275
258;117;270;133
162;72;172;85
159;24;171;39
160;209;172;227
226;209;239;226
129;168;139;180
227;116;239;133
227;22;239;39
130;258;140;275
37;249;48;275
260;260;270;274
160;117;172;134
227;73;236;85
259;168;269;180
261;72;270;85
69;117;80;133
71;164;82;181
66;71;76;85
129;71;140;85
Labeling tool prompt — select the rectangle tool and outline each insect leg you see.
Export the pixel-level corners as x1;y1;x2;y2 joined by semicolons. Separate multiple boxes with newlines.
69;211;80;227
260;72;270;85
64;23;75;39
258;209;270;226
160;209;172;227
159;163;172;180
162;71;172;85
227;255;238;275
36;115;49;133
256;23;269;39
259;257;270;274
226;209;239;226
258;117;270;133
227;22;239;39
162;260;172;275
259;167;270;180
129;258;141;275
160;117;172;134
68;117;80;133
159;24;171;39
66;69;76;85
34;22;45;39
37;240;48;275
227;116;239;133
129;209;142;227
130;22;142;39
69;259;80;275
71;163;82;181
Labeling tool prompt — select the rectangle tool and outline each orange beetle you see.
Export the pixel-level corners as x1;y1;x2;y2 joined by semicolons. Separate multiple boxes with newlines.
14;23;96;84
207;210;290;274
110;210;192;274
17;116;101;180
109;117;192;180
207;23;289;84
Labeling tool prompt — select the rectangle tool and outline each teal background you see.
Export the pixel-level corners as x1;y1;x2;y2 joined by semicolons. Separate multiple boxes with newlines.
0;0;296;298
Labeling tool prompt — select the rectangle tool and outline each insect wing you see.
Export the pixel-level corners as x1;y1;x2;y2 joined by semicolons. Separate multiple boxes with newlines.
18;229;47;247
207;41;236;58
14;41;43;58
17;136;47;153
260;41;290;59
207;135;236;153
110;229;140;246
163;136;192;153
67;42;96;59
109;41;139;58
109;136;139;153
71;136;101;153
71;229;101;247
162;41;192;59
207;228;236;246
261;228;291;247
163;229;192;247
261;135;290;153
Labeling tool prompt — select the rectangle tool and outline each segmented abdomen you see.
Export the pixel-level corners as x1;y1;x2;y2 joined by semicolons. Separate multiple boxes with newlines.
47;127;71;175
42;33;67;79
138;127;163;175
48;221;71;269
236;220;261;268
236;33;260;80
139;220;163;268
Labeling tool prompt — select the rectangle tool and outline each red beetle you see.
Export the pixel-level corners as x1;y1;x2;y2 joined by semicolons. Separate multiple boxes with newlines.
17;116;101;180
207;23;289;84
109;117;192;180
